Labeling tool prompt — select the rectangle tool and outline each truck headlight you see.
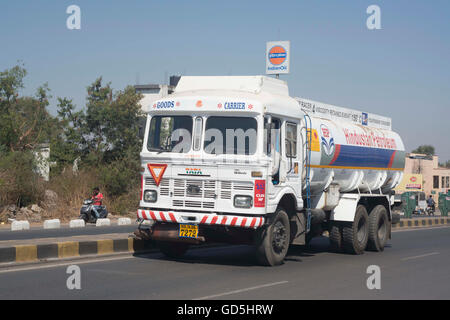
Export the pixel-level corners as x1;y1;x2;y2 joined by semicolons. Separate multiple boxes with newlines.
234;195;253;208
143;190;157;203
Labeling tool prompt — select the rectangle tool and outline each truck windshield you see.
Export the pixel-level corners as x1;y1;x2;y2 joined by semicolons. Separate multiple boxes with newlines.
147;116;192;153
204;116;257;155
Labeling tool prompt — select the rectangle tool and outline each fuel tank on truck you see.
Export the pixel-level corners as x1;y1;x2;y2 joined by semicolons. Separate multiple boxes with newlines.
302;115;406;194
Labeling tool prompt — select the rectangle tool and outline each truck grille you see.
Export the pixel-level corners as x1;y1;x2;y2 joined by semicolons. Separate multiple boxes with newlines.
145;178;253;210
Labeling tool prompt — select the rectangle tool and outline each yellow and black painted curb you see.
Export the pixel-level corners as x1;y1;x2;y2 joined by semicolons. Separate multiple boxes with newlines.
392;217;450;229
0;237;156;264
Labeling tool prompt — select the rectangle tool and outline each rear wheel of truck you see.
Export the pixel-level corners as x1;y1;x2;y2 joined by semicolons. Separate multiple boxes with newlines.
367;205;389;252
329;222;343;253
255;208;290;266
159;241;190;259
342;205;369;255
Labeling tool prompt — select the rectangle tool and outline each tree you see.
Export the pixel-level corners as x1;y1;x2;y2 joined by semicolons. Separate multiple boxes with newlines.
0;64;55;206
0;65;56;152
52;77;143;167
412;145;435;156
82;77;143;165
50;97;85;171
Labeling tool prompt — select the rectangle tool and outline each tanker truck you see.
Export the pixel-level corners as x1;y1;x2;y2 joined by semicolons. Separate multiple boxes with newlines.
136;76;405;266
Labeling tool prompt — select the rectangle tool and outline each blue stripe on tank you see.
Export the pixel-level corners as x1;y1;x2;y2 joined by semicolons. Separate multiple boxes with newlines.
330;145;396;168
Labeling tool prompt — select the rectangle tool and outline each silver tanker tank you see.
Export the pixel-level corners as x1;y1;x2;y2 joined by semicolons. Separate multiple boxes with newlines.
298;98;406;195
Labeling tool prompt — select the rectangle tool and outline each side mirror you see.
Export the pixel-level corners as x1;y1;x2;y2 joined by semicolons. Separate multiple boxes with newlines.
264;122;276;155
138;117;146;140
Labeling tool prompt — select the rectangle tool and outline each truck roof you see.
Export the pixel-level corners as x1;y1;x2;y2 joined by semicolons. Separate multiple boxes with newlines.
175;75;289;96
170;76;302;118
161;76;393;130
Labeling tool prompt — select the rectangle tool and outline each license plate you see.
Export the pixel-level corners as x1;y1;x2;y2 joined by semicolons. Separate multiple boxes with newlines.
179;224;198;238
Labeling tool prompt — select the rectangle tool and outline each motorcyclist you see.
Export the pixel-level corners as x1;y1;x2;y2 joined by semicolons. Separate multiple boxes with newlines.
426;195;435;215
91;187;104;219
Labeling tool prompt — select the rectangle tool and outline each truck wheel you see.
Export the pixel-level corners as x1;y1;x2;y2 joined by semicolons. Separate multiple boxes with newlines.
256;208;290;266
367;205;389;252
329;222;343;252
159;241;190;259
342;205;369;255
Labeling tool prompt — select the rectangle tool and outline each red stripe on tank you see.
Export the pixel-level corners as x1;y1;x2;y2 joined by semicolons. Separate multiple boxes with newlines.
329;144;341;165
388;150;396;168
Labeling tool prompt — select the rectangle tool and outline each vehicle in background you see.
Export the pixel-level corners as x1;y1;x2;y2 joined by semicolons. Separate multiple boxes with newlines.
415;191;427;215
79;199;108;223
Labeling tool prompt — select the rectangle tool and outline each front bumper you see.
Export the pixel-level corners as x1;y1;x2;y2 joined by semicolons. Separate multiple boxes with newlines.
137;209;264;229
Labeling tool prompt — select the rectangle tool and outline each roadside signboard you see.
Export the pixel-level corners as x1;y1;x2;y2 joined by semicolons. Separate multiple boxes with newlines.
266;41;290;75
395;174;423;193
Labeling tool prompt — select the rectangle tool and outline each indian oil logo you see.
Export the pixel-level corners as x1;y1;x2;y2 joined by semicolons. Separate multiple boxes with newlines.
268;46;287;65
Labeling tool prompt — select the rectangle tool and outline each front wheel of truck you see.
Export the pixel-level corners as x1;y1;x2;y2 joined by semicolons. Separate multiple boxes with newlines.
159;241;190;259
255;208;290;266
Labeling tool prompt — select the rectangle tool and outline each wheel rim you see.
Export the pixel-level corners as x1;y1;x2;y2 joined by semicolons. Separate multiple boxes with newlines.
356;217;367;243
272;221;288;254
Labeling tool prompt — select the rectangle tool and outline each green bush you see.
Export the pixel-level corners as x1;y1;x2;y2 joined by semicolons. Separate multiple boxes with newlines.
99;156;140;198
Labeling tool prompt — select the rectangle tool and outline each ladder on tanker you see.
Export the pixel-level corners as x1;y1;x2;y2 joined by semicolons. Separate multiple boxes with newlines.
303;114;312;233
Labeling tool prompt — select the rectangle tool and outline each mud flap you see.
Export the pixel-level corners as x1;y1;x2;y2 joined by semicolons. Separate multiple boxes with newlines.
290;212;306;245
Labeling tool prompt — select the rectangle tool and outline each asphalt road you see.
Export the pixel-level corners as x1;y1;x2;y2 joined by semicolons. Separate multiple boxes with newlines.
0;226;449;300
0;224;137;241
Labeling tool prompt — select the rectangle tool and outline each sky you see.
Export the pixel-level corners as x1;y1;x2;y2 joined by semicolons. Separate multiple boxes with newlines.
1;0;449;161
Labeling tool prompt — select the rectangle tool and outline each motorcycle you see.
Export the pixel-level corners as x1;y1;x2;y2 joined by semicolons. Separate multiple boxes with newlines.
426;204;435;216
79;199;108;223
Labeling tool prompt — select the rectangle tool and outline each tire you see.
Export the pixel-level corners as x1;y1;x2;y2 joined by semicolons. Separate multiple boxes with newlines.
255;208;290;266
159;241;190;258
329;222;343;253
79;213;88;223
342;205;369;255
367;205;389;252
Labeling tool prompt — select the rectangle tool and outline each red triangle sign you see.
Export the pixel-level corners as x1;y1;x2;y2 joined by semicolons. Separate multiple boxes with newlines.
147;163;167;186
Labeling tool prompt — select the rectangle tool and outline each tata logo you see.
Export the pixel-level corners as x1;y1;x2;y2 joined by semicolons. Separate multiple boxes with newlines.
224;102;245;110
268;46;287;65
185;168;202;175
155;101;174;109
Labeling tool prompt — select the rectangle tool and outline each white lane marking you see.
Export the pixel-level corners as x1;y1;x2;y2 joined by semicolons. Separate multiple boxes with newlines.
401;252;440;261
193;281;289;300
0;245;240;274
392;226;450;233
0;254;135;274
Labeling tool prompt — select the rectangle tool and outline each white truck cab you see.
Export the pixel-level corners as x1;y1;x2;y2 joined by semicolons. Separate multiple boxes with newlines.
137;76;405;266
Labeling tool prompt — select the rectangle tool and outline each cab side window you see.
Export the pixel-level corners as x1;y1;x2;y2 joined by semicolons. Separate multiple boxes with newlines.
285;123;297;158
264;117;281;156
